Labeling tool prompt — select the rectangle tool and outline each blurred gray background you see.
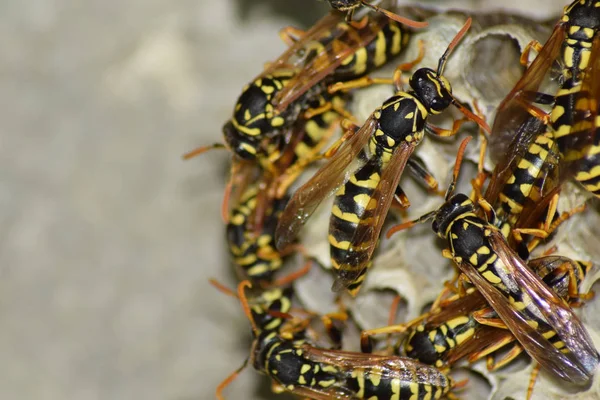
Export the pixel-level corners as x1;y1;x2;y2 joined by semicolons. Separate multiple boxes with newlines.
0;0;567;399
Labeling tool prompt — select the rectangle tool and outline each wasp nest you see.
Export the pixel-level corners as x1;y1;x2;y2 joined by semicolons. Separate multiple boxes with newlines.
289;7;600;400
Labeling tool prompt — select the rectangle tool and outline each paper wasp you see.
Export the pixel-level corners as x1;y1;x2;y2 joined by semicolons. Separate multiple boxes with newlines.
219;8;427;162
385;137;599;387
216;281;454;400
402;257;592;371
275;17;489;296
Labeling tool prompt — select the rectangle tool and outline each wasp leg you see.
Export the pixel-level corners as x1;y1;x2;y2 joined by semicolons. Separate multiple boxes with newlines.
475;197;498;226
278;26;306;46
519;40;544;66
516;96;551;124
487;343;524;371
393;184;411;209
349;15;369;29
472;308;508;329
465;334;516;364
526;364;541;400
328;75;395;93
216;358;250;400
360;313;430;353
407;157;439;192
525;199;586;252
470;100;489;202
425;117;468;137
392;40;426;90
322;118;361;158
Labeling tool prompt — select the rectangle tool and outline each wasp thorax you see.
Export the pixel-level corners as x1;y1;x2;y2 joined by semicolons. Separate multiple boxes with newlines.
410;68;453;115
233;83;274;132
432;193;474;237
566;1;600;34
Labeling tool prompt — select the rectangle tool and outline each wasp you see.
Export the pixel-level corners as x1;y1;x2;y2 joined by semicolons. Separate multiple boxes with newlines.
226;184;290;285
489;0;600;203
402;257;593;371
219;10;427;162
225;103;344;286
217;281;454;400
276;17;489;296
386;137;599;388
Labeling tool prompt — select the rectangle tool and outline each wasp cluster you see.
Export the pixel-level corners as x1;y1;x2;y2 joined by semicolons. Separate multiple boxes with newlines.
191;1;600;399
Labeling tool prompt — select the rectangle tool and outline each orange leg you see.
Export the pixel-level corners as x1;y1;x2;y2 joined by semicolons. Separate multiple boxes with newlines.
393;40;426;90
520;40;543;67
526;364;541;400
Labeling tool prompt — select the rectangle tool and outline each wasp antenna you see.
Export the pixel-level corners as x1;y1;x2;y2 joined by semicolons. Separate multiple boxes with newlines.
237;280;258;334
216;357;250;400
451;96;491;134
209;278;238;298
445;136;472;200
386;210;437;238
182;142;227;160
437;17;472;77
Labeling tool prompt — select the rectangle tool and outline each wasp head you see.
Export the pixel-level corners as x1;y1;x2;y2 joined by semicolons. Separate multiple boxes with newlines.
328;0;360;11
564;1;600;34
431;193;475;238
222;120;259;160
410;68;453;115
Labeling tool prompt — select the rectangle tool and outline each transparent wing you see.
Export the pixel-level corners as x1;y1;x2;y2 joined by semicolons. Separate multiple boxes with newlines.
275;116;377;250
262;12;342;77
302;344;449;386
271;14;391;112
489;23;565;159
478;232;599;384
331;141;417;291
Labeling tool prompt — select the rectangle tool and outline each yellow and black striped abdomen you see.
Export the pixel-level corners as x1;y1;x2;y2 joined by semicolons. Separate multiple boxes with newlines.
496;131;560;235
329;157;383;294
343;363;451;400
258;337;342;393
405;315;478;368
332;20;408;82
574;127;600;196
226;188;288;283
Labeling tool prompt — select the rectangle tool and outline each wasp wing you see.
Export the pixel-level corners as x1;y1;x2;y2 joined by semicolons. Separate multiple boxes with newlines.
272;14;391;112
331;141;416;292
446;325;516;366
489;23;565;160
469;231;599;384
301;344;451;388
275;116;377;250
261;12;342;77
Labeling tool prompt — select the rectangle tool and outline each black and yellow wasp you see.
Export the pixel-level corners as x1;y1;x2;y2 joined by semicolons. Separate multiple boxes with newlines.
386;138;599;388
325;0;429;25
397;257;592;372
275;17;489;296
225;97;347;286
217;280;454;400
220;10;426;162
226;184;290;285
489;0;600;207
